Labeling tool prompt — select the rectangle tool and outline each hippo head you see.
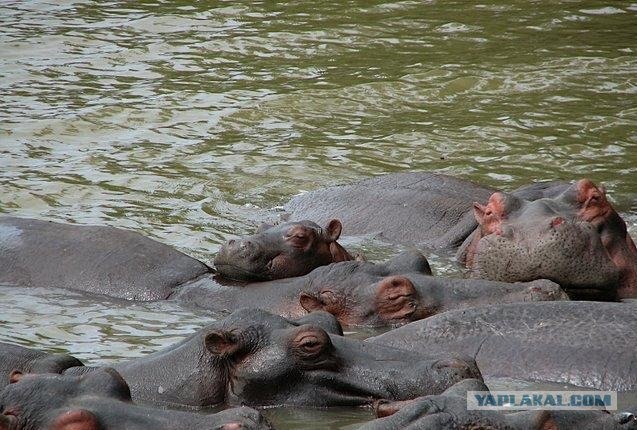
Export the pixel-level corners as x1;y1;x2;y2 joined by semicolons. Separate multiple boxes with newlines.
459;179;637;299
0;368;130;430
214;219;354;281
298;252;436;327
128;308;480;408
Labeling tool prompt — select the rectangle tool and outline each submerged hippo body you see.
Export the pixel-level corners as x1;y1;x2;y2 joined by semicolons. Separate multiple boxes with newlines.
364;379;636;430
283;172;569;248
459;179;637;298
177;251;568;327
0;342;84;389
369;301;637;392
214;219;355;282
112;308;481;408
0;368;272;430
0;217;210;300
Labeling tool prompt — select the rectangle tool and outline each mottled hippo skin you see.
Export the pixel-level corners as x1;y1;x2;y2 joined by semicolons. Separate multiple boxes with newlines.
0;217;210;300
459;179;637;298
0;368;271;430
111;309;481;408
363;379;637;430
214;219;355;281
0;343;84;389
177;251;567;327
283;172;568;248
369;301;637;392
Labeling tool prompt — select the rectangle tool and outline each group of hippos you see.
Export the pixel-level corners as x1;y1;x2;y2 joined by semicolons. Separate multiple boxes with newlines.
1;172;636;429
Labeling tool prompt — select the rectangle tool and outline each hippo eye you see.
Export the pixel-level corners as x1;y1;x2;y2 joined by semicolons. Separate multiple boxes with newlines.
286;233;311;249
291;327;337;369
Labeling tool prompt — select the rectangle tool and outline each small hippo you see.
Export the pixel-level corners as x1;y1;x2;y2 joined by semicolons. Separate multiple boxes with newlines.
0;367;272;430
0;343;83;389
108;309;481;408
362;379;637;430
176;251;568;327
213;219;355;281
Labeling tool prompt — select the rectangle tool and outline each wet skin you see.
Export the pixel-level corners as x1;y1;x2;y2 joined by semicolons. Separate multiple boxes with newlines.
369;301;637;392
0;368;272;430
108;309;481;408
213;219;355;281
176;251;568;327
363;379;637;430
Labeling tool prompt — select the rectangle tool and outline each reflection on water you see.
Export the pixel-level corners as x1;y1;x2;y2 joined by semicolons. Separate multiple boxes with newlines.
1;0;636;427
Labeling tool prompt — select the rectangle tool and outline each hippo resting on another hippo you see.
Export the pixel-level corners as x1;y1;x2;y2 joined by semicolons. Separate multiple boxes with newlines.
0;343;84;389
284;173;637;298
177;251;567;327
363;379;637;430
369;301;637;392
80;309;481;408
0;368;272;430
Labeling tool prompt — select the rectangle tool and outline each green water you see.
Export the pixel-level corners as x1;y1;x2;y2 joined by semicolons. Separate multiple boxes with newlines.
1;1;636;427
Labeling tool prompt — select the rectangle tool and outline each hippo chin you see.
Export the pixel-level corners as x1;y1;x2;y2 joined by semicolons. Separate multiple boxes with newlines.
213;219;354;281
0;368;272;430
112;309;481;408
176;251;568;328
459;179;637;298
363;379;636;430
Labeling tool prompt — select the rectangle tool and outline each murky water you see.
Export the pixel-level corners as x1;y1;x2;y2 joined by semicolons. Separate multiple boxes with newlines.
1;1;636;427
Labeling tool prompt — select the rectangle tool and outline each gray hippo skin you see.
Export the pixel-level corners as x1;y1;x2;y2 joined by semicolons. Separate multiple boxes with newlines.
0;368;272;430
458;179;637;299
283;172;569;248
0;217;210;300
214;219;355;281
176;251;568;327
362;379;637;430
110;308;481;408
369;301;637;391
0;343;83;389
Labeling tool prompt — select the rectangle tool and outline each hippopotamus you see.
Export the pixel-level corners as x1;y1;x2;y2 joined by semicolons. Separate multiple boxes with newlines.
363;379;637;430
0;368;272;430
458;179;637;298
369;301;637;392
282;172;569;248
106;309;481;408
213;219;355;281
283;173;637;298
176;251;568;327
0;217;210;300
0;342;84;389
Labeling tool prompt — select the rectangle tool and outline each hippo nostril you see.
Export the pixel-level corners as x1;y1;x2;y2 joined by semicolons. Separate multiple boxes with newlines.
551;217;565;228
228;239;236;246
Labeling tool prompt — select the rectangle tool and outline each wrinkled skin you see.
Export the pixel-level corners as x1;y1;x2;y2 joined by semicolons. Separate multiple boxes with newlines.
0;343;83;389
0;217;210;300
111;309;481;408
177;251;568;327
369;301;637;392
0;368;271;430
214;219;355;282
363;379;637;430
282;172;570;248
459;179;637;298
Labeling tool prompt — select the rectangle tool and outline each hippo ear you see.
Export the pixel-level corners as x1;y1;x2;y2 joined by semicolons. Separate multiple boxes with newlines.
299;292;324;312
205;331;241;357
324;219;343;242
473;202;487;225
51;410;100;430
8;370;23;384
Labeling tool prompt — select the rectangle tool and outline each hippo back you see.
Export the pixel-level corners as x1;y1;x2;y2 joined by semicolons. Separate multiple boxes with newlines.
0;217;210;300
